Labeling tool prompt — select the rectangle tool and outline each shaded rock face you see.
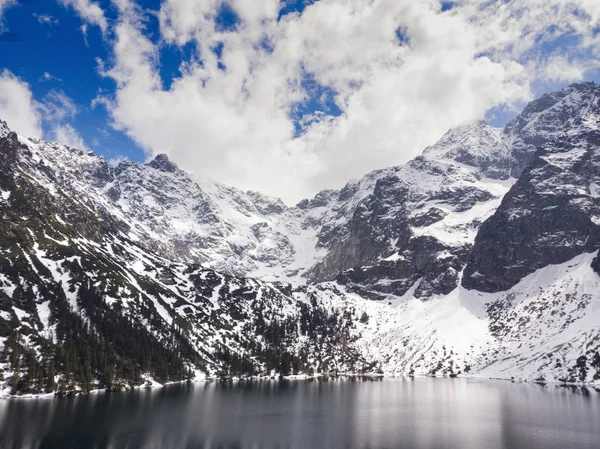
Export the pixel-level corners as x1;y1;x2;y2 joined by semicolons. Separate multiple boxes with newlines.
409;207;447;227
147;153;179;173
463;83;600;293
309;175;411;283
463;141;600;292
504;82;600;177
307;163;509;297
592;251;600;276
339;236;470;299
303;120;518;297
0;122;20;172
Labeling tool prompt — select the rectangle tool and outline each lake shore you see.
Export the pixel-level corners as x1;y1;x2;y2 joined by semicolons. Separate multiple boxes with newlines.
2;371;599;400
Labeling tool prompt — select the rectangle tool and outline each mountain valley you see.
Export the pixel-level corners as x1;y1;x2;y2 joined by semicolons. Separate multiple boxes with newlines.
1;82;600;396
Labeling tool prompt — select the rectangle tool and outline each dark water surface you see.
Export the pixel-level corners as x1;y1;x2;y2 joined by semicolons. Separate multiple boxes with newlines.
1;378;599;449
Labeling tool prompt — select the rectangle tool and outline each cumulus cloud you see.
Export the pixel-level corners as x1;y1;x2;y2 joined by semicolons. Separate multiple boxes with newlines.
53;123;90;151
0;70;89;151
0;70;42;138
40;90;90;150
95;0;600;203
58;0;108;33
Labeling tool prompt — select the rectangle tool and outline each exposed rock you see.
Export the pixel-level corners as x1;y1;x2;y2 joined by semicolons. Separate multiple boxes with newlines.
147;153;179;172
463;83;600;292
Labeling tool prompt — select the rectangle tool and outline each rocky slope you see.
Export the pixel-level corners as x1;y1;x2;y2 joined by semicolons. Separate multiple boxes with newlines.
2;82;600;395
0;116;520;294
463;82;600;292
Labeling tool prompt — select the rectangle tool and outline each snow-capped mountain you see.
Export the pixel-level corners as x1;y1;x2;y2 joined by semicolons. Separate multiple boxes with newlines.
1;82;600;396
463;82;600;292
0;116;521;290
0;126;377;393
312;120;514;299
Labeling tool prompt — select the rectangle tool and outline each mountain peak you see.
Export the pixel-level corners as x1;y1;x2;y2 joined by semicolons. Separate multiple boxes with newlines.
0;120;13;139
567;81;598;92
147;153;179;173
421;120;506;171
504;80;600;144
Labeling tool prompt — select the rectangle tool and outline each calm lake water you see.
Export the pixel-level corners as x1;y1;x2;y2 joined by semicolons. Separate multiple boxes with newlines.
0;378;599;449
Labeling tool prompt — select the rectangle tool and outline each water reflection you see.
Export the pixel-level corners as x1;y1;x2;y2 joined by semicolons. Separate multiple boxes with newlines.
0;379;598;449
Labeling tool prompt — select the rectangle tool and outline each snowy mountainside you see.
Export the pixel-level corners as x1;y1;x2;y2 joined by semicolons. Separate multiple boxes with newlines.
0;114;519;290
463;82;600;292
6;133;305;280
3;83;599;295
479;253;600;383
0;127;381;394
2;82;600;396
313;121;515;299
317;82;600;299
360;252;600;383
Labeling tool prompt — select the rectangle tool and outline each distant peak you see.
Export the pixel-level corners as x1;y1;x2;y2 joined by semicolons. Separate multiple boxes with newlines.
442;119;494;135
0;120;18;143
567;81;598;91
0;120;11;136
505;81;600;137
147;154;179;173
422;120;501;158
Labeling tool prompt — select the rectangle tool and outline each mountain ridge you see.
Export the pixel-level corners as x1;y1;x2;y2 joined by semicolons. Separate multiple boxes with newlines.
1;82;600;396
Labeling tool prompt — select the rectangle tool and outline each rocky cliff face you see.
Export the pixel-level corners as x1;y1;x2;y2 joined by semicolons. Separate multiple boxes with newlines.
0;114;517;296
463;82;600;292
6;84;599;297
308;121;514;299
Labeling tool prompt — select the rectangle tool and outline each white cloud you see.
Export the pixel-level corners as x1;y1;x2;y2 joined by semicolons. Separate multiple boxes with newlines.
107;155;125;166
80;23;90;46
0;71;90;151
34;13;60;25
0;0;14;14
40;90;90;150
0;0;16;32
41;72;64;83
58;0;108;33
540;56;590;82
0;70;42;138
53;123;90;151
41;90;79;121
96;0;600;203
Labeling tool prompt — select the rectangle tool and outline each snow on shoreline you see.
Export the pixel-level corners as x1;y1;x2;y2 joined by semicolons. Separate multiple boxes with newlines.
2;373;598;401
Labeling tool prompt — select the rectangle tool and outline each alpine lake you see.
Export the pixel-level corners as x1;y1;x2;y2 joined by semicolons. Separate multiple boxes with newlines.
1;377;599;449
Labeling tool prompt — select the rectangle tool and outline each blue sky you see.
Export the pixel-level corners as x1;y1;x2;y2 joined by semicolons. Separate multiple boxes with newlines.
0;0;599;201
0;0;338;163
1;0;141;162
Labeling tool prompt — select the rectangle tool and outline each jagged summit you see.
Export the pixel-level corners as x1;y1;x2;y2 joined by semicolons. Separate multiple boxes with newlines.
461;81;600;293
146;153;179;172
505;81;600;141
0;120;10;137
0;120;19;144
421;120;510;178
